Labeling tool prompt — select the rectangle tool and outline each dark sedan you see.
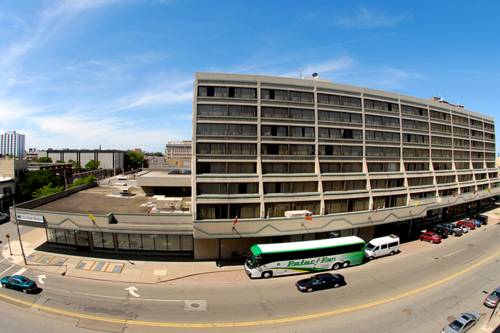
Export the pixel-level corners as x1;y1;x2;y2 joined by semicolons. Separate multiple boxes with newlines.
1;275;38;293
296;273;345;292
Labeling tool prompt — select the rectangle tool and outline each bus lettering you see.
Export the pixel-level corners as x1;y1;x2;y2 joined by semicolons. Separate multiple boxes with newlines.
287;259;316;267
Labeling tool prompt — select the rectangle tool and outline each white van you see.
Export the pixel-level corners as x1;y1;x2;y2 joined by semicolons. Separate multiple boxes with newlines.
364;235;400;260
116;175;128;181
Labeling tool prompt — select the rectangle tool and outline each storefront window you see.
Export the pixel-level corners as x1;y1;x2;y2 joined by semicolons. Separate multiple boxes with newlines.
142;234;155;251
180;235;193;251
92;232;103;248
75;231;89;247
55;229;66;244
65;230;76;245
167;235;181;251
154;235;168;251
103;233;114;249
117;233;130;250
129;234;142;250
47;229;56;243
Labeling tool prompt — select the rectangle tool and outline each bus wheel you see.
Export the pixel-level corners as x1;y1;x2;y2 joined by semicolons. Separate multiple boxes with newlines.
261;271;272;279
342;261;350;268
332;263;341;270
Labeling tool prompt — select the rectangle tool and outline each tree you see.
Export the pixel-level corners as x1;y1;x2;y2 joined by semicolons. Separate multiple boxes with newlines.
68;159;82;172
16;169;64;202
153;152;164;157
125;151;145;170
36;157;53;163
85;160;100;171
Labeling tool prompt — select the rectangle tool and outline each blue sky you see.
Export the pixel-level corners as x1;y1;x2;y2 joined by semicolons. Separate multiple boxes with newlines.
1;0;499;152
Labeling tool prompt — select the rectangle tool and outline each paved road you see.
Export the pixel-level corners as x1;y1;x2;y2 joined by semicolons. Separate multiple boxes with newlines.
0;222;498;333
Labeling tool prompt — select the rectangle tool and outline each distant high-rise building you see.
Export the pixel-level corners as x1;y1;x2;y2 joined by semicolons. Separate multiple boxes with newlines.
0;131;25;158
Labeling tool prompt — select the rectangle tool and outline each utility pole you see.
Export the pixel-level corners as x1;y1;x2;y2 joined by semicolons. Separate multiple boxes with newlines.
13;197;28;266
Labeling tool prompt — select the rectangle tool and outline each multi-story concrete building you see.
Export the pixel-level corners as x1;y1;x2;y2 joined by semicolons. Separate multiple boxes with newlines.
165;141;192;168
37;149;125;171
0;131;25;158
9;73;500;261
191;73;498;258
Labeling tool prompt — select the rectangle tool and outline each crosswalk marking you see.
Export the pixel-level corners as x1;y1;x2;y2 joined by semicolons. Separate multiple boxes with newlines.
12;268;27;276
0;265;15;276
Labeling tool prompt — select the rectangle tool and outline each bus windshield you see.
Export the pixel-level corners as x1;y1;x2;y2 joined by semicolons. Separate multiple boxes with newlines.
245;254;260;268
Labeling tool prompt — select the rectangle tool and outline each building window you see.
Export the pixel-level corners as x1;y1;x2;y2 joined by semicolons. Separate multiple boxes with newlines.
317;94;361;108
407;177;433;186
365;115;400;128
318;110;362;123
261;89;313;103
401;105;428;117
325;198;369;214
264;181;317;194
323;180;366;191
198;86;256;99
262;162;314;174
265;201;320;218
197;204;260;220
367;163;400;172
364;99;399;112
319;145;362;156
372;195;406;210
320;162;362;173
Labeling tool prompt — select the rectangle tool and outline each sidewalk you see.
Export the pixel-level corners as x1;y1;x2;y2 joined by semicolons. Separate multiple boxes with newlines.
2;228;245;284
2;208;500;285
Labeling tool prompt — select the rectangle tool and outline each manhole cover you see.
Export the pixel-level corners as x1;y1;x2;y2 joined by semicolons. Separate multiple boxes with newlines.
184;300;207;311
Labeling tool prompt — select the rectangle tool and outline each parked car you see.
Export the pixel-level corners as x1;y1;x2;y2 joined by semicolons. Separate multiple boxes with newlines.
456;224;469;233
296;273;346;292
441;312;480;333
431;226;449;239
0;275;38;293
483;286;500;308
456;220;476;230
440;223;463;237
473;214;488;225
420;231;442;244
464;217;481;228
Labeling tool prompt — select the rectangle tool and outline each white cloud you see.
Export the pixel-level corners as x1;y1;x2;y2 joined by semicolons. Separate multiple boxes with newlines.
112;80;193;111
336;7;408;29
0;0;121;67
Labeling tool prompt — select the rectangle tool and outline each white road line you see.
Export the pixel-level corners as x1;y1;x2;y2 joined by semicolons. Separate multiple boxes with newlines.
0;258;10;264
12;268;27;276
43;287;189;303
0;264;15;276
442;248;465;258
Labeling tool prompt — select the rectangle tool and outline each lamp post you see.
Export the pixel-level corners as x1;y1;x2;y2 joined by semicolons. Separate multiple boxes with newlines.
12;197;28;266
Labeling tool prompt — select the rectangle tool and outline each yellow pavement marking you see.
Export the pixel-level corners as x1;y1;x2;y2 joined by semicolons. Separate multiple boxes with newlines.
0;250;498;329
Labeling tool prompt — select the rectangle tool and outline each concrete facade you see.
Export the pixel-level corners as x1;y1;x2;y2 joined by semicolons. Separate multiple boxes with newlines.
165;141;192;168
192;73;499;246
37;149;125;170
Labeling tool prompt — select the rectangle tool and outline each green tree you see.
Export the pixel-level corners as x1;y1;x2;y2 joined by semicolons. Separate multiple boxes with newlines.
153;152;163;157
85;160;100;171
68;159;82;172
125;151;145;170
16;169;64;202
33;183;64;198
36;157;53;163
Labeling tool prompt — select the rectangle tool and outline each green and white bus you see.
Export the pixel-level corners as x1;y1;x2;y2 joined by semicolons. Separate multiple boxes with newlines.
244;236;366;278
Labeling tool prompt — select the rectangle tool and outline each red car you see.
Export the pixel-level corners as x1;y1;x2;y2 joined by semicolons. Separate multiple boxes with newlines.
420;231;442;244
455;220;476;230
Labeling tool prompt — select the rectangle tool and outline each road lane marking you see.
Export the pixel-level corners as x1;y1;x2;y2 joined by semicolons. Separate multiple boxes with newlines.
0;249;498;328
0;265;15;276
12;268;26;276
442;248;465;258
125;286;140;298
42;287;195;303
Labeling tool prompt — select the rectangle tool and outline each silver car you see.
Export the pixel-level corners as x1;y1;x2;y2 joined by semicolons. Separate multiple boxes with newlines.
484;286;500;308
442;312;480;333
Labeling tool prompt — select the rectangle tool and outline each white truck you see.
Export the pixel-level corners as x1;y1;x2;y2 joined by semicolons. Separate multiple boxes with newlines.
364;234;400;260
